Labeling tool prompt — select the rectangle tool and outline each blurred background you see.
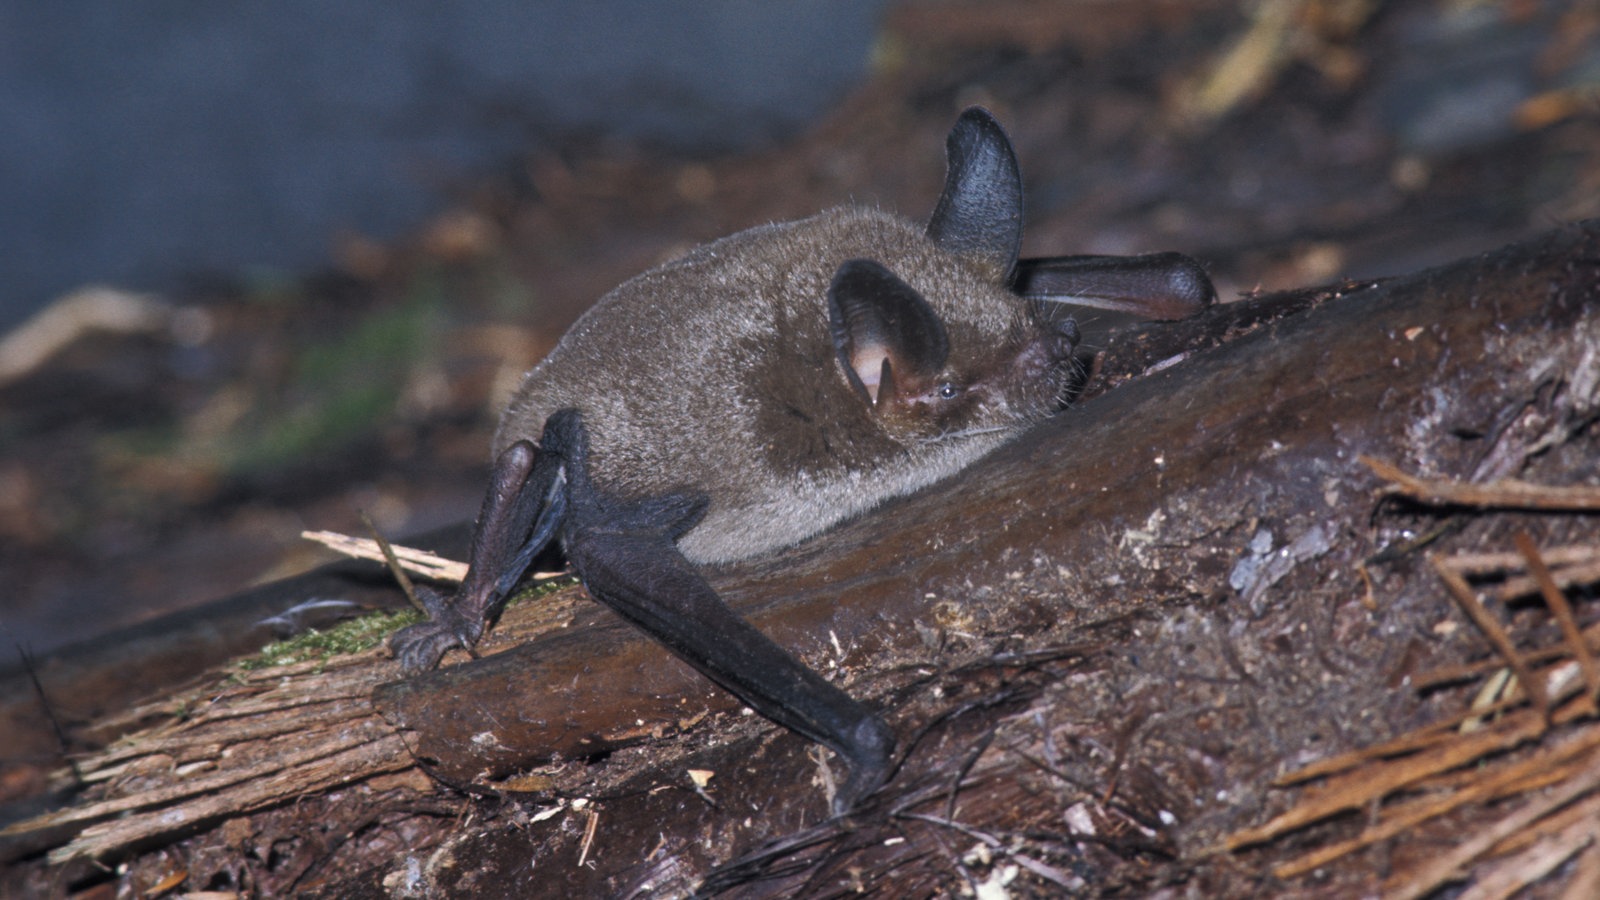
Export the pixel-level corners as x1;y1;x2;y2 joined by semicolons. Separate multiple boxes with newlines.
2;0;1597;657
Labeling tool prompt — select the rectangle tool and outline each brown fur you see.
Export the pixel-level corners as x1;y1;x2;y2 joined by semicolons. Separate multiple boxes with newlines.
495;206;1069;564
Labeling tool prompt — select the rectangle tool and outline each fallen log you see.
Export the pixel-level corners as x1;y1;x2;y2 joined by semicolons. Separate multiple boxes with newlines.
0;548;423;773
2;220;1596;897
373;218;1597;786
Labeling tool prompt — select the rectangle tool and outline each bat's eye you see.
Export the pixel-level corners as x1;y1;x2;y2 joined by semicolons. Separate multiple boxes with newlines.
936;382;960;400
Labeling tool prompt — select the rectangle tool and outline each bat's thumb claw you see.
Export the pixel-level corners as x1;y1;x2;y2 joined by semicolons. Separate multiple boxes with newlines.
831;715;896;815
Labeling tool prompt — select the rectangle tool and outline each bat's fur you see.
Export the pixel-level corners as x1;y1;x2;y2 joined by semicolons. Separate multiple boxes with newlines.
497;206;1074;564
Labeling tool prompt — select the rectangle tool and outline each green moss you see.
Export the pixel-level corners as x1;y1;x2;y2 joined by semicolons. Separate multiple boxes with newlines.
234;575;575;673
237;608;423;672
509;573;576;606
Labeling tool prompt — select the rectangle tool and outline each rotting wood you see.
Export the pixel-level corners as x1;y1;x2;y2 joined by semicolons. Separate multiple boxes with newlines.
56;730;416;865
0;549;425;770
4;655;405;864
1264;725;1600;878
1223;516;1600;895
1386;751;1600;900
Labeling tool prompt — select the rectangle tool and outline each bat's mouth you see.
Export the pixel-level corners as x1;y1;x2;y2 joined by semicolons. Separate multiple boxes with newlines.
1001;314;1083;416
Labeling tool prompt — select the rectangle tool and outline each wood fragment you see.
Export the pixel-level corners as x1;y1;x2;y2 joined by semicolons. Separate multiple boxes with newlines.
301;529;568;591
1385;752;1600;900
1457;805;1598;900
1559;839;1600;900
300;530;469;583
363;512;424;612
1361;456;1600;511
1272;726;1600;878
577;806;599;869
1226;711;1548;849
1517;533;1600;704
1444;545;1600;575
1431;554;1549;716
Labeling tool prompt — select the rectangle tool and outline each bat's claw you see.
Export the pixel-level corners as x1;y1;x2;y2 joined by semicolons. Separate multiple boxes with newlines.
390;586;485;674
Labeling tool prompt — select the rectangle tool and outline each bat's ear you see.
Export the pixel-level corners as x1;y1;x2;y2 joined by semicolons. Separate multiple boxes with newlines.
925;107;1023;284
829;259;949;409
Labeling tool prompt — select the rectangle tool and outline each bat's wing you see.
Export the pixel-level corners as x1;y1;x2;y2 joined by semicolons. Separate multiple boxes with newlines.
1014;251;1216;324
544;410;894;812
567;523;894;810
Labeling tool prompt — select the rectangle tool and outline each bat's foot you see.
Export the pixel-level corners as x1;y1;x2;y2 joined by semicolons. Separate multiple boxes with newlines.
389;585;485;673
831;714;896;816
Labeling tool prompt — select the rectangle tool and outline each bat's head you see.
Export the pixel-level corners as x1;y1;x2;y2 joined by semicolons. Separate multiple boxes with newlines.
827;256;1080;444
826;108;1081;447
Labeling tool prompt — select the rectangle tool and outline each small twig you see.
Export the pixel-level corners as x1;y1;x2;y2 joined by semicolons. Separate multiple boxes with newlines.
946;730;994;823
1011;744;1098;796
897;811;1003;847
1431;554;1549;717
1271;725;1600;878
1362;455;1600;511
901;810;1081;890
1444;545;1600;576
15;644;84;787
302;530;468;582
1101;709;1147;807
1516;533;1600;705
1491;562;1600;605
1274;721;1469;787
1008;853;1081;890
902;810;982;896
577;805;599;868
1357;562;1379;610
362;512;422;613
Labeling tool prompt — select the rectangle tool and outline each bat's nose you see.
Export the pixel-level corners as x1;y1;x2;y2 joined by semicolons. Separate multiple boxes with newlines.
1053;317;1081;346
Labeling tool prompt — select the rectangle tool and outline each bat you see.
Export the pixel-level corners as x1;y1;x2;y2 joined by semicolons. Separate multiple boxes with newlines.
390;108;1214;811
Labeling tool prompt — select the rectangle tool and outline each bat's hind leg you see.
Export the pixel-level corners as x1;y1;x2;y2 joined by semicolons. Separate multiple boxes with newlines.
392;408;894;811
389;437;566;673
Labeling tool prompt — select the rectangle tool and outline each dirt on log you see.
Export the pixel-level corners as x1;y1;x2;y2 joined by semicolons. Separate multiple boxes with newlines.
3;220;1598;897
